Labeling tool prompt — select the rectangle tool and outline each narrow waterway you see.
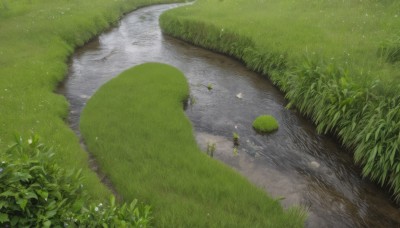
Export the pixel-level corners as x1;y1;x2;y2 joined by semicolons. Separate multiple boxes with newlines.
57;3;400;227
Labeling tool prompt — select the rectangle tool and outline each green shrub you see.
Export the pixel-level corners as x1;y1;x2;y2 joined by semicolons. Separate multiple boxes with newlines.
252;115;279;133
66;196;152;227
0;135;151;227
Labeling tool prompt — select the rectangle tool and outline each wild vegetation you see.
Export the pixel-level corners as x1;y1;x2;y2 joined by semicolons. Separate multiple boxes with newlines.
80;63;306;227
160;0;400;200
253;115;279;133
0;0;184;201
0;135;151;227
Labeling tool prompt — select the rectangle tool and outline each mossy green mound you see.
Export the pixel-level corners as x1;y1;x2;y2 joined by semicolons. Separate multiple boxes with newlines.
253;115;279;133
80;63;305;227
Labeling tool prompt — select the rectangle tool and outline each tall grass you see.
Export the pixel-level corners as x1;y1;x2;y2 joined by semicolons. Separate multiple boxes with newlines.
0;0;185;200
160;0;400;200
80;63;306;227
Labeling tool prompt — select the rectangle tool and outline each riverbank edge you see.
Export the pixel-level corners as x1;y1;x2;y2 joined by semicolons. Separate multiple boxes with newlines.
80;63;306;227
159;9;400;200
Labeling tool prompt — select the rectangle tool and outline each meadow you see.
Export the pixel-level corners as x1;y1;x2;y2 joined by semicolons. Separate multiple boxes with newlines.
80;63;306;227
0;0;307;225
160;0;400;199
0;0;183;200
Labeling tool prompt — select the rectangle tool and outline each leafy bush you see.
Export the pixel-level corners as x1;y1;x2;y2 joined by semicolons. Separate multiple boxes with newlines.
252;115;279;133
0;135;151;227
65;196;152;227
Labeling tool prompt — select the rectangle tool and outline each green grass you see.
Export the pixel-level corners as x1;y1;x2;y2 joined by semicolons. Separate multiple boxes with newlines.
0;0;185;200
162;0;400;83
159;0;400;200
80;63;306;227
253;115;279;133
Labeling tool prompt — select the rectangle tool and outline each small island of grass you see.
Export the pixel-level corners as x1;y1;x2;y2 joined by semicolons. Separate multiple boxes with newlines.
80;63;304;227
253;115;279;133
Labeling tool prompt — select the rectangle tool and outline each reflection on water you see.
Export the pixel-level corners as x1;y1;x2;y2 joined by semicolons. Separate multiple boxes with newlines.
58;4;400;227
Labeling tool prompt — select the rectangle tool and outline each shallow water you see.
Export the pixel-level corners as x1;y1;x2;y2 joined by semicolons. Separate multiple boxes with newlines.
58;4;400;227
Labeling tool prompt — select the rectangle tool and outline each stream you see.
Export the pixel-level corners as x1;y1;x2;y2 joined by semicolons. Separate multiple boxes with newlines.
57;3;400;227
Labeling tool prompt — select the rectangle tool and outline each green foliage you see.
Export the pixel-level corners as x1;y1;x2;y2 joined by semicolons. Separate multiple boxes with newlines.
0;135;152;227
283;58;400;199
233;147;238;156
0;0;186;201
0;134;84;226
160;0;400;200
67;196;152;227
252;115;279;133
0;0;8;10
379;35;400;63
206;142;216;157
232;132;239;146
207;83;213;90
80;63;306;227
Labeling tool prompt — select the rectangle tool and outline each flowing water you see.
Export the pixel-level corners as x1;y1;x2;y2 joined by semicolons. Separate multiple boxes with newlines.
58;4;400;227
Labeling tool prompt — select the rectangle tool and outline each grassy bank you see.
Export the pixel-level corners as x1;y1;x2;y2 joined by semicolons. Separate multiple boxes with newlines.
0;0;184;200
159;0;400;199
80;63;306;227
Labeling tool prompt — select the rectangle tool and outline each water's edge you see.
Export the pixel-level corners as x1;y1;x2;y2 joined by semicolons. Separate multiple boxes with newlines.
58;3;400;228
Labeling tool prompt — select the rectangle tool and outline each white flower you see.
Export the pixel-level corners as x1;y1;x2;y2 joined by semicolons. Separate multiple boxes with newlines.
95;207;99;212
28;139;33;144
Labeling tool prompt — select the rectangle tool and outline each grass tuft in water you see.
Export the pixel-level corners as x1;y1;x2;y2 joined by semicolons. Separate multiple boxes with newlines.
253;115;279;133
206;141;216;157
232;132;240;146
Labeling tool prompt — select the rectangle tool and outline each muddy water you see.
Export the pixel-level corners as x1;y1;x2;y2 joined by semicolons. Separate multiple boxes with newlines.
58;4;400;227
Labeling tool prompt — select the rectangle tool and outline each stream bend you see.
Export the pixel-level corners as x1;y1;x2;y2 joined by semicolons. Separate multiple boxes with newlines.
58;3;400;228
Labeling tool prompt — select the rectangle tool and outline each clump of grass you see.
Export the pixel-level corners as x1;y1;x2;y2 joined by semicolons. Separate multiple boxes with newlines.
233;147;238;156
80;63;306;227
207;83;213;90
379;35;400;63
206;141;216;157
1;0;9;10
232;132;239;146
253;115;279;133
